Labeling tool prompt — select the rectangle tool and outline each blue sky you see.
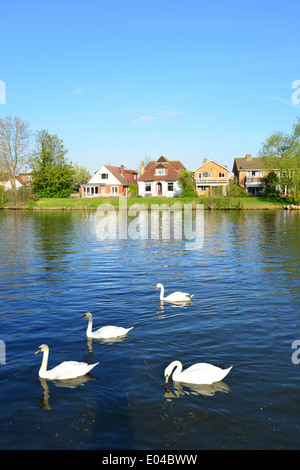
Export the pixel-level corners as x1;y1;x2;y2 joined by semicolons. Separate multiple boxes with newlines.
1;0;300;174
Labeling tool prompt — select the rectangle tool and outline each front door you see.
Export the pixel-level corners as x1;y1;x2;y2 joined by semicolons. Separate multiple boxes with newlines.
156;182;162;196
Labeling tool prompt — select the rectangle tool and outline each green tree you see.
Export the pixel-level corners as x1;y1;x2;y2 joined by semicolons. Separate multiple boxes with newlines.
178;169;198;197
30;130;74;198
226;180;249;197
258;118;300;196
260;170;279;196
72;163;90;188
129;183;138;197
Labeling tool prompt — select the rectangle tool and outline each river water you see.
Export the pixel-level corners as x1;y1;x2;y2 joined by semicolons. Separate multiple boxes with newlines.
0;208;299;450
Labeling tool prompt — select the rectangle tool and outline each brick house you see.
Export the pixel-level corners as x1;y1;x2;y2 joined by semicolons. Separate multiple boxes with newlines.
194;159;229;196
232;154;279;196
18;173;33;187
80;164;138;197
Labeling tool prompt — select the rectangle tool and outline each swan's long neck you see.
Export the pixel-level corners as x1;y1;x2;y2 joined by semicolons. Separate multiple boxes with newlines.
86;316;93;336
39;347;49;376
167;360;182;381
172;361;182;373
159;285;165;300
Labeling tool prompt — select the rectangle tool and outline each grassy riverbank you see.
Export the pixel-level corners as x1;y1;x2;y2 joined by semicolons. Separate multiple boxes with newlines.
17;195;287;210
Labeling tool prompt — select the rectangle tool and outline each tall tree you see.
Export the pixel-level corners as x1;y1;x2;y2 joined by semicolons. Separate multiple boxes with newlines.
0;115;31;199
30;130;74;197
258;118;300;196
178;169;198;197
72;163;90;188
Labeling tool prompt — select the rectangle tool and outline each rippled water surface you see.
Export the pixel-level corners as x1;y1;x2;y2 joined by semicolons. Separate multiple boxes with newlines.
0;209;299;449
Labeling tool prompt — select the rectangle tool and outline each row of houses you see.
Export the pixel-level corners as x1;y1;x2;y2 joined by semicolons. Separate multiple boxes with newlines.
0;154;278;197
79;153;275;198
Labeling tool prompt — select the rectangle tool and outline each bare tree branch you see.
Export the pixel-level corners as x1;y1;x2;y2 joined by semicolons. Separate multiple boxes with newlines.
0;115;32;199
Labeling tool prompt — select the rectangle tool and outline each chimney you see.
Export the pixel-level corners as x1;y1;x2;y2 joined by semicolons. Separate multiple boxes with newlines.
120;165;124;176
245;154;252;160
202;158;207;164
141;161;144;175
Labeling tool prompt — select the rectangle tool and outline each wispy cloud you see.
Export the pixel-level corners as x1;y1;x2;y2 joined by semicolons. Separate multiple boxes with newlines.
73;88;83;95
253;92;299;108
132;107;183;124
134;115;154;124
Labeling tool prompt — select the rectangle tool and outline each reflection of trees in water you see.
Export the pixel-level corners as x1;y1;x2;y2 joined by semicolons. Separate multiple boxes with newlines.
202;210;300;299
31;211;77;269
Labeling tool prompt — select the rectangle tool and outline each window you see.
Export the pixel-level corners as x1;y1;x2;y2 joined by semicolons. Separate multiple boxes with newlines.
168;182;174;191
219;172;225;178
156;168;166;175
200;186;207;191
111;186;118;195
101;173;108;179
249;171;263;177
202;172;211;178
145;183;152;192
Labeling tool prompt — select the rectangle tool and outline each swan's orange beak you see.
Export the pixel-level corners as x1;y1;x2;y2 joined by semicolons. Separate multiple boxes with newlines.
81;314;86;319
34;348;41;355
156;287;158;291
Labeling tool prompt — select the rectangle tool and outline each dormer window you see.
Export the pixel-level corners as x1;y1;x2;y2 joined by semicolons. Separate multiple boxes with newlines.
156;168;166;175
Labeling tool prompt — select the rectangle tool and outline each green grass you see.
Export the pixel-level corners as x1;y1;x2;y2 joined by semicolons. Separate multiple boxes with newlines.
25;195;285;210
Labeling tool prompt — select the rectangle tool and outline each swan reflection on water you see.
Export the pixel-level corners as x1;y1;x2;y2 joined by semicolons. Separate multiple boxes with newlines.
36;375;98;410
84;334;132;362
156;300;192;319
164;380;231;399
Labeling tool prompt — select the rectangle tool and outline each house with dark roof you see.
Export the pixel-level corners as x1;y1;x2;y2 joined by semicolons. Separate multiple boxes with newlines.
80;164;138;197
232;154;279;196
137;155;185;197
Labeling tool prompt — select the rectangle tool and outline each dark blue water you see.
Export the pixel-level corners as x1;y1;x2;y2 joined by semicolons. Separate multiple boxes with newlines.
0;209;299;449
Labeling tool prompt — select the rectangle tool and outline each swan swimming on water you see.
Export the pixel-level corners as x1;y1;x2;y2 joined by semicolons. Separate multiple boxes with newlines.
156;283;194;302
164;360;232;385
35;344;99;380
82;312;134;339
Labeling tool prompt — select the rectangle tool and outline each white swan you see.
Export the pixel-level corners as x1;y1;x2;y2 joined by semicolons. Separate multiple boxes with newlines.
82;312;134;339
156;283;194;302
164;360;232;385
35;344;99;380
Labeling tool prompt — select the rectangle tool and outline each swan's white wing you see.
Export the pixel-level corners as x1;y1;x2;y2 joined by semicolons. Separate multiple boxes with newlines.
180;363;232;385
46;361;98;380
165;291;193;301
93;325;133;339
